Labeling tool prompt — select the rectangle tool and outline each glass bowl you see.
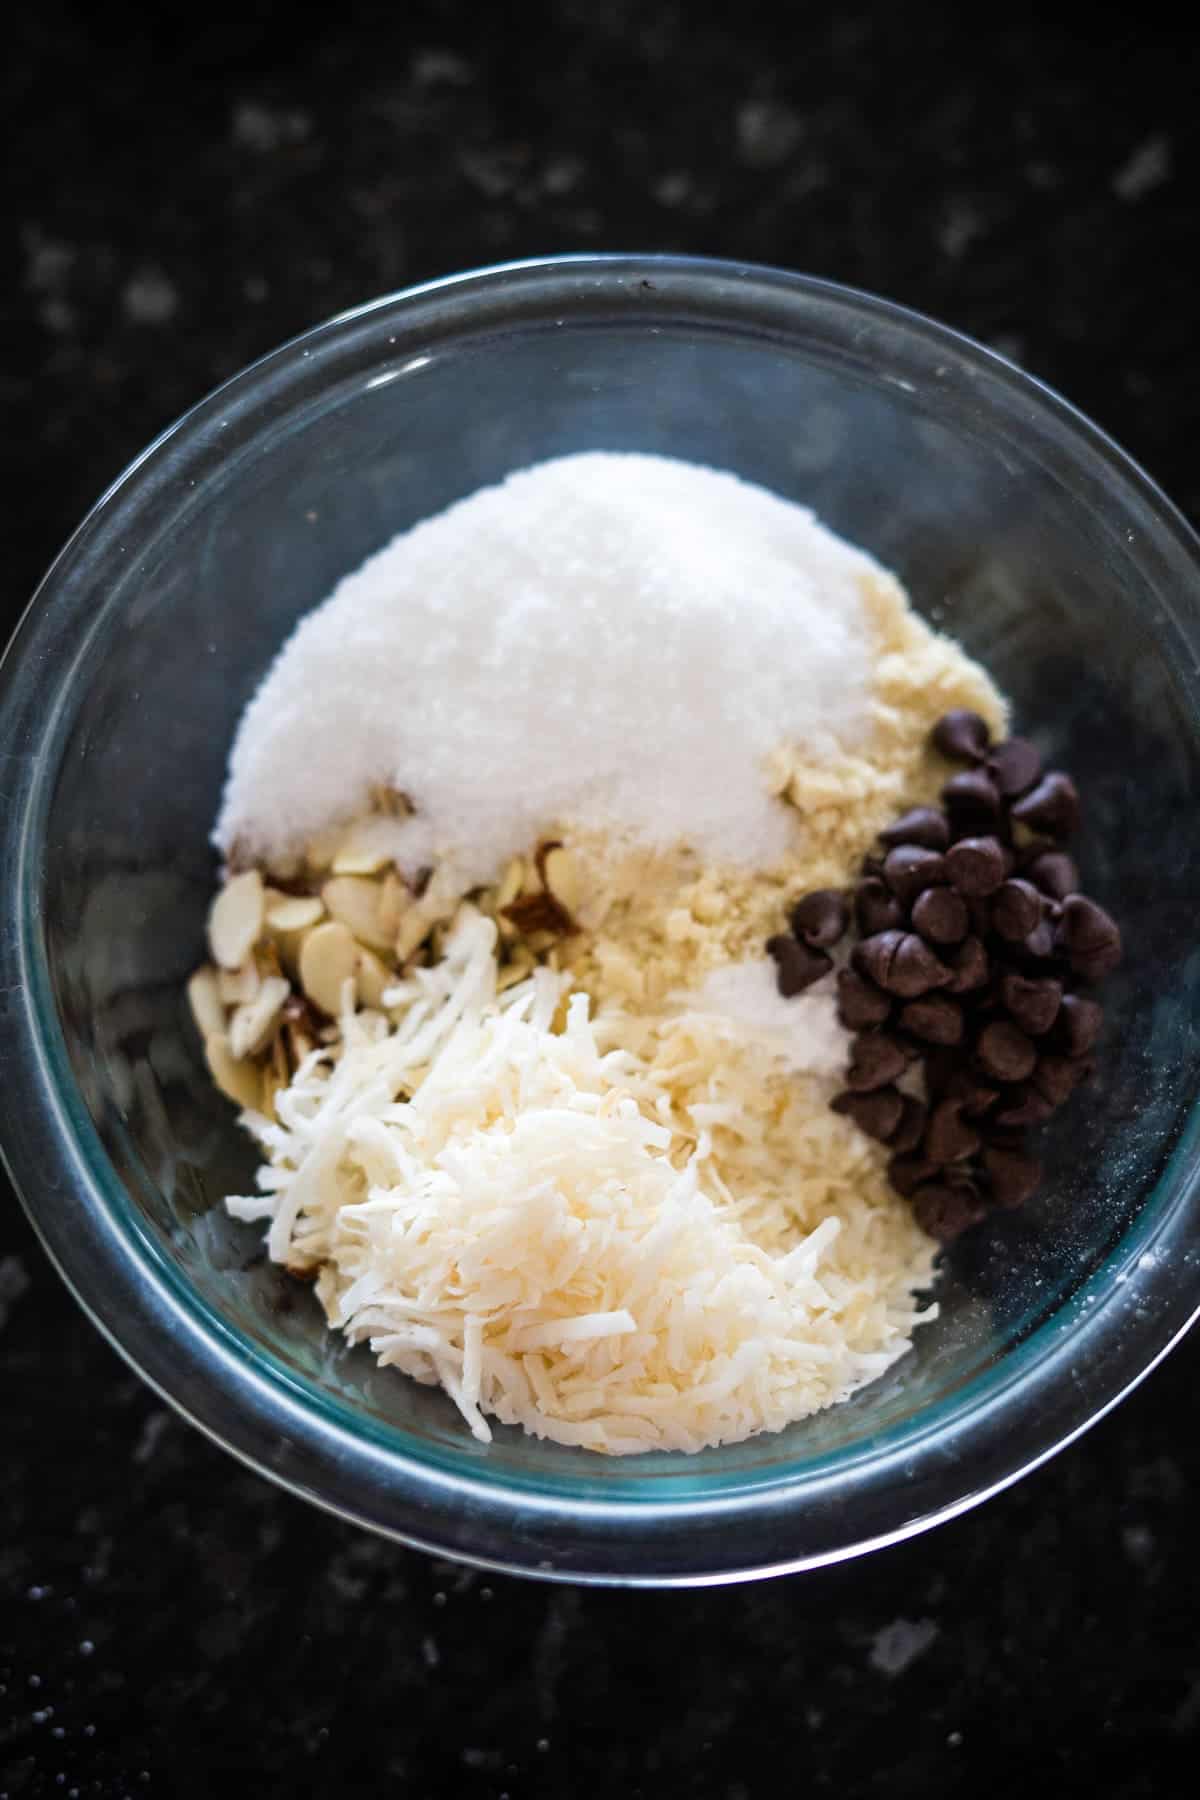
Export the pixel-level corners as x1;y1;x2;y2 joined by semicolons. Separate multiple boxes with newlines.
2;255;1199;1587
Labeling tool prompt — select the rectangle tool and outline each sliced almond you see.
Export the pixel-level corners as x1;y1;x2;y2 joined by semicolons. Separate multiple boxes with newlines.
266;919;315;981
299;920;359;1016
355;945;393;1009
208;869;265;970
494;857;525;913
394;904;435;964
304;824;344;874
218;958;261;1006
270;1029;290;1087
205;1033;262;1110
331;846;391;877
321;876;392;951
331;816;397;875
377;870;409;938
541;846;582;916
187;966;226;1039
229;975;291;1060
265;894;325;933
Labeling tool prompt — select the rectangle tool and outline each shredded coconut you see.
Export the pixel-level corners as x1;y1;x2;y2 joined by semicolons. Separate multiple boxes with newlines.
232;911;935;1453
217;453;881;880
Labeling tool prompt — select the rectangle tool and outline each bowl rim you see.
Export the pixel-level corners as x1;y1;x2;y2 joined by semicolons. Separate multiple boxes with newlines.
3;251;1200;1586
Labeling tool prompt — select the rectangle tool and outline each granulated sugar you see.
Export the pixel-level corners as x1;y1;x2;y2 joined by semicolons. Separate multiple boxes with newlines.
216;453;878;880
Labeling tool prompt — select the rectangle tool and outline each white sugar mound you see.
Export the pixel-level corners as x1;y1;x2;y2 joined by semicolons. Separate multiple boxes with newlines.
216;453;877;879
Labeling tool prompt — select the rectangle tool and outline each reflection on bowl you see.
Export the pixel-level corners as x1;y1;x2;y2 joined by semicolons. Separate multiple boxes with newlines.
2;256;1199;1585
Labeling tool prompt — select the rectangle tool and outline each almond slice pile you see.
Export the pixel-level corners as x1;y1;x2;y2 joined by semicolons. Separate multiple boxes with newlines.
190;815;583;1116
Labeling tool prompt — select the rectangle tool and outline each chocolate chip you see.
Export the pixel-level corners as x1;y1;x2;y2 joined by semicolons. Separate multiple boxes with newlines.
924;1097;982;1164
1053;993;1104;1057
987;737;1042;798
976;1019;1038;1083
1000;972;1062;1037
766;934;832;997
855;877;905;937
1071;947;1120;984
890;1097;928;1155
1021;918;1058;963
913;1183;988;1243
983;1144;1042;1209
846;1031;910;1092
983;1122;1031;1149
852;930;902;990
967;895;994;937
878;806;950;851
883;845;947;905
921;1046;959;1099
789;888;849;949
945;835;1008;897
832;1087;905;1142
1032;1055;1087;1108
944;1069;999;1117
944;935;990;995
899;994;965;1046
835;967;893;1031
943;769;1002;832
932;709;991;762
1024;849;1080;900
1057;894;1122;981
911;885;969;946
1011;771;1081;838
889;1154;940;1198
992;1086;1055;1128
992;878;1044;942
891;934;955;998
853;931;951;998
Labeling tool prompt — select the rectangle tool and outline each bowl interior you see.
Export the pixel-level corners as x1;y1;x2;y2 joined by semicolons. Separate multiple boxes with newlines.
32;273;1200;1500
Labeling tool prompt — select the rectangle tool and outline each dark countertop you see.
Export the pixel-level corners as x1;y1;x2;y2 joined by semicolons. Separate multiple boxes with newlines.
2;6;1197;1795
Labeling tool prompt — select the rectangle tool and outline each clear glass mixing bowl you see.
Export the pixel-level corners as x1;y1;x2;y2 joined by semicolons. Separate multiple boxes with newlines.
2;255;1199;1585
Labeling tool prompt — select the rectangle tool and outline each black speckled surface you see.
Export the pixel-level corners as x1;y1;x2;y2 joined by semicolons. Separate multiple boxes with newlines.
2;5;1198;1795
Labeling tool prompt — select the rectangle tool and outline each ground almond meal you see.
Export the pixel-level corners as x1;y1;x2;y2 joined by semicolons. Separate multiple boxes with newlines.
192;454;1009;1454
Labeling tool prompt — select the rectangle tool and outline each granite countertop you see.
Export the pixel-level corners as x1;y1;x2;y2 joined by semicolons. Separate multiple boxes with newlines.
2;6;1197;1796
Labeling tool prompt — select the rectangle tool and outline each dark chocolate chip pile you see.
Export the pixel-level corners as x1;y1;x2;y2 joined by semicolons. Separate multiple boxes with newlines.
766;710;1122;1244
